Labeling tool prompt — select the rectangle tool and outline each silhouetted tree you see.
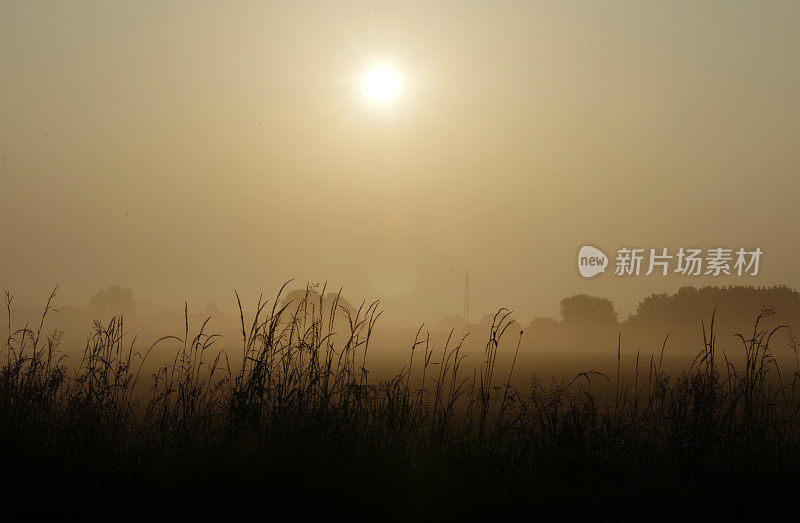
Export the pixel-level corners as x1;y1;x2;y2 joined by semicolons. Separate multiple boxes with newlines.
627;285;800;326
560;294;617;326
89;285;135;315
524;316;562;338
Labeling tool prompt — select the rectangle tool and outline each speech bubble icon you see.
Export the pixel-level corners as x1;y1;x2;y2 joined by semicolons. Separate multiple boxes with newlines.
578;245;608;278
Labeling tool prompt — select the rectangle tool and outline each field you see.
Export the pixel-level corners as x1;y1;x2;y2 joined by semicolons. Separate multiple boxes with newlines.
3;287;800;519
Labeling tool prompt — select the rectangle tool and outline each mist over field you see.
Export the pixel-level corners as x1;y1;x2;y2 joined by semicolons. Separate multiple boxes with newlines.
7;283;800;396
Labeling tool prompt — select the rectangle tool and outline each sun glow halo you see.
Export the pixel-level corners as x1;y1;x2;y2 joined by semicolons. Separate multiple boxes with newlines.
362;64;402;104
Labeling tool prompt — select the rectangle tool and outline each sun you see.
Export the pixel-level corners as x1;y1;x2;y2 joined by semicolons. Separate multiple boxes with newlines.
362;64;402;104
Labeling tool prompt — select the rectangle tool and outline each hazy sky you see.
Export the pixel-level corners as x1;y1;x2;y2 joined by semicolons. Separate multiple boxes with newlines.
2;1;799;324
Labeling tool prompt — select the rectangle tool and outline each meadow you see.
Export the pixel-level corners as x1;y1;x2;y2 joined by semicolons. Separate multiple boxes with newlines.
3;285;800;519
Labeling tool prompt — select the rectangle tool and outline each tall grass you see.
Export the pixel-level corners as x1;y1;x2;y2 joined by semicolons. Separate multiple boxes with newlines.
2;285;800;517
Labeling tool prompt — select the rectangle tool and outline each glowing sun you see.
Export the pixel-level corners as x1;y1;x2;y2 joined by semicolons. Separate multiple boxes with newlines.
362;64;402;104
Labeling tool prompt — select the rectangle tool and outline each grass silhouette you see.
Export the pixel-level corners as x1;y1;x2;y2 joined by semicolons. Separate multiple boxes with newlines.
2;285;800;519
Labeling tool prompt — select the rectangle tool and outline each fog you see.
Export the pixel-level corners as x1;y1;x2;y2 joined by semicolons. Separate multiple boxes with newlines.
3;0;800;329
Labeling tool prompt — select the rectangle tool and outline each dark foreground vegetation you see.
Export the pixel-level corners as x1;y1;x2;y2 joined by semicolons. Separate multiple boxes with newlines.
3;286;800;520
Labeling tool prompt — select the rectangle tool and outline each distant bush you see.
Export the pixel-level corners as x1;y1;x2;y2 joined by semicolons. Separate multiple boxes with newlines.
88;285;135;315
